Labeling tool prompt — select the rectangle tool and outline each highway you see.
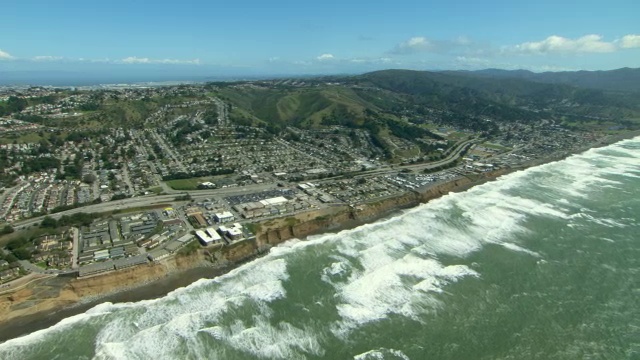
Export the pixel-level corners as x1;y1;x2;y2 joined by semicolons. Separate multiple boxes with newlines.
13;182;281;229
12;138;477;229
319;137;478;182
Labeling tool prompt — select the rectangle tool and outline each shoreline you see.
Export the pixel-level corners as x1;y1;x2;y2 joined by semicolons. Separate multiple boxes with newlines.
0;130;638;344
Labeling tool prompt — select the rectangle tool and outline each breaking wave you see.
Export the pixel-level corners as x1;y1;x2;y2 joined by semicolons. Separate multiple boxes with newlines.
0;136;638;359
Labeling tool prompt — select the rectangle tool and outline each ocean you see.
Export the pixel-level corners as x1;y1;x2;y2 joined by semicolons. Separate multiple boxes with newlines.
1;137;638;360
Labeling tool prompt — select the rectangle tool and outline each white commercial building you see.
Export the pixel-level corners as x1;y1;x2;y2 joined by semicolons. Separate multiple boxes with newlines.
259;196;288;206
196;228;222;245
214;211;235;223
219;223;244;241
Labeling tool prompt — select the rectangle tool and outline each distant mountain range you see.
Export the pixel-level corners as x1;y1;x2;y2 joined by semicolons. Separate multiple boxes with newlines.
441;67;640;93
2;67;638;93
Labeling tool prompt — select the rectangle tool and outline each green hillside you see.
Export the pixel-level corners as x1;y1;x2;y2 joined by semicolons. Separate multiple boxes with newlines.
219;85;398;127
350;69;640;122
447;67;640;93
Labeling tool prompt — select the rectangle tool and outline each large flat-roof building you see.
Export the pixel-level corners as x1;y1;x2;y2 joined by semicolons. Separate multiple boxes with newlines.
196;228;222;245
214;211;234;223
190;213;207;228
219;223;245;242
259;196;288;206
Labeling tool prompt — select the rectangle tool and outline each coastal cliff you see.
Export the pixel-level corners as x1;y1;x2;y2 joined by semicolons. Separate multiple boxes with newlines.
254;170;509;247
0;251;206;325
0;168;529;336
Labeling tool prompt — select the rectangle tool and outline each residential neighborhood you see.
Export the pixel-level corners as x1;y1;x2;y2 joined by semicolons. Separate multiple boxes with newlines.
0;79;633;286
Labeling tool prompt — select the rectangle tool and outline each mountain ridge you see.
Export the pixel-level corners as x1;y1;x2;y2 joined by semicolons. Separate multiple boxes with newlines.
440;67;640;92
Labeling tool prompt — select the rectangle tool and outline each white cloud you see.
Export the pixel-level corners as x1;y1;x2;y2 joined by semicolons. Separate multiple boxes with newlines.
514;34;616;54
122;56;151;64
0;49;14;60
392;37;434;54
32;55;64;61
121;56;201;65
159;58;201;65
454;36;472;46
390;35;484;55
619;34;640;49
316;53;335;61
455;56;492;67
349;57;393;64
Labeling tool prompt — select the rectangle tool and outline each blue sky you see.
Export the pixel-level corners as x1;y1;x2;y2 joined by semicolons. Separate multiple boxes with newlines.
1;0;639;80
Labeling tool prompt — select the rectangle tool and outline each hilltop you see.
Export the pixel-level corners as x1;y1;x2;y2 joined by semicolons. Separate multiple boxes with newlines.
210;68;640;137
442;67;640;93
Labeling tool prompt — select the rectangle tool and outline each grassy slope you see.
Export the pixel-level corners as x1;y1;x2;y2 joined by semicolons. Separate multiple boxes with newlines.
357;69;640;121
220;86;384;127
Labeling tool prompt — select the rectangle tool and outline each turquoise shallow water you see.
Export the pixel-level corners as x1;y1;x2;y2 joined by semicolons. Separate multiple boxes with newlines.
1;137;639;360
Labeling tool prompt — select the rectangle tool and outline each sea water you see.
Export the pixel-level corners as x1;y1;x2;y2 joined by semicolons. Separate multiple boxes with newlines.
1;137;639;360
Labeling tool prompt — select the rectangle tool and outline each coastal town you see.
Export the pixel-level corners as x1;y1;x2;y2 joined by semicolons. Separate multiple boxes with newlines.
3;0;640;356
0;79;635;288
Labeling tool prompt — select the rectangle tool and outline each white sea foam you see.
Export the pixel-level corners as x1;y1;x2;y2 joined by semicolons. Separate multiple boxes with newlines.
569;212;628;228
321;259;352;285
3;136;639;359
316;148;601;336
354;348;411;360
330;249;478;337
198;317;324;359
502;242;541;257
0;308;109;355
90;257;300;359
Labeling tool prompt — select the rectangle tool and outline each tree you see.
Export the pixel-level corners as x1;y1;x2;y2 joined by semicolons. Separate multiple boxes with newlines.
13;248;32;260
40;216;58;228
6;237;28;251
82;173;97;184
3;253;18;263
111;194;127;201
0;225;14;235
6;96;28;113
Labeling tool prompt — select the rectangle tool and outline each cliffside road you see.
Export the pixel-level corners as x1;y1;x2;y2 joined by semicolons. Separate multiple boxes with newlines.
17;259;75;275
0;273;55;296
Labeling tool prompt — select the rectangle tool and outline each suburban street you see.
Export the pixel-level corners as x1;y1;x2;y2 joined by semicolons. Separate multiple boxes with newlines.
11;138;478;230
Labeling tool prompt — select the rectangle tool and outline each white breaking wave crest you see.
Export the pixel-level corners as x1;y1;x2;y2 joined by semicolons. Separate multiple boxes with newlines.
567;212;629;228
322;136;640;336
1;137;639;359
89;257;321;360
354;348;411;360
